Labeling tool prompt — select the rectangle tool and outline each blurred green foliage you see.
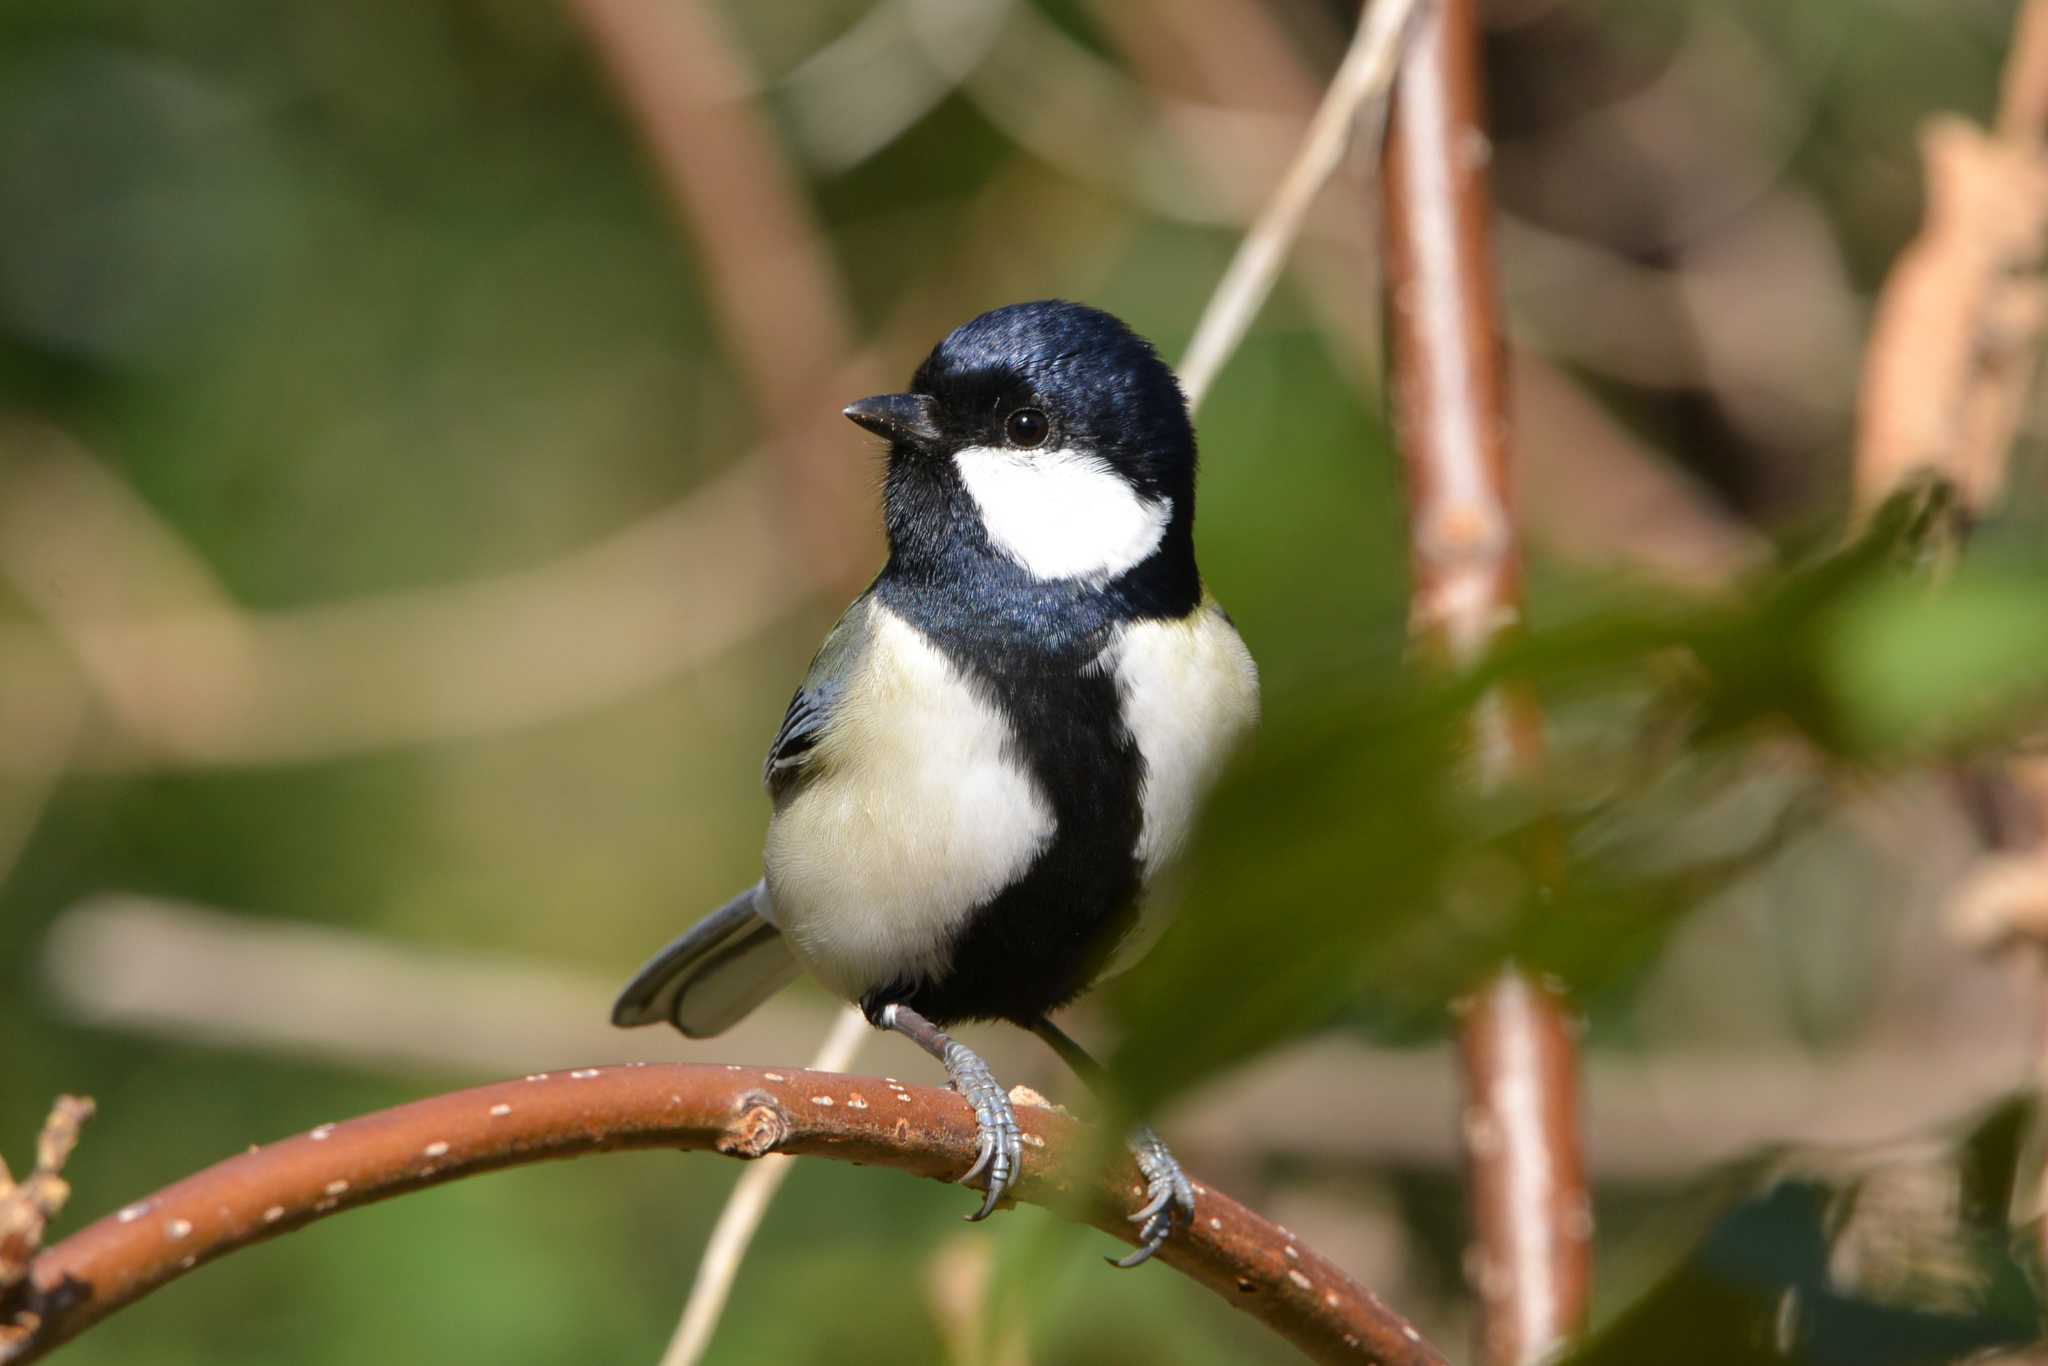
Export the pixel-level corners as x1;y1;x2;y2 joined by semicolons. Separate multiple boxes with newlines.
1566;1100;2045;1365
1113;486;2048;1102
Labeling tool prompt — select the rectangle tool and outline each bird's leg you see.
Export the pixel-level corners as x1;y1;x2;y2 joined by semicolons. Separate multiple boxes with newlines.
1031;1016;1197;1268
876;1002;1022;1220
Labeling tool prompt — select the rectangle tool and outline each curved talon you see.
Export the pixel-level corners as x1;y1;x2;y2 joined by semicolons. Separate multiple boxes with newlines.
960;1136;994;1185
1109;1125;1197;1270
879;1006;1026;1223
1112;1237;1163;1269
1129;1187;1174;1225
937;1037;1023;1219
1111;1213;1173;1268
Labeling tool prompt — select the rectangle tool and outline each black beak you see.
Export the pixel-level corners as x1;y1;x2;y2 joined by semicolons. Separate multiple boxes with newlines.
843;393;941;445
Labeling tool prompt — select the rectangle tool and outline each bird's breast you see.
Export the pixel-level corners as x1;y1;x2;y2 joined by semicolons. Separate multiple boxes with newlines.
1093;600;1261;975
762;604;1055;999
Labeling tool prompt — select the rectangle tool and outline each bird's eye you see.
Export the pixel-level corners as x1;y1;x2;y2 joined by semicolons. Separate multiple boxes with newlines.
1004;407;1050;449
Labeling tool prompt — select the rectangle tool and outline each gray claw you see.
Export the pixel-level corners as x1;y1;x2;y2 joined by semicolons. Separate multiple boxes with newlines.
1129;1185;1174;1225
1109;1125;1197;1269
940;1038;1022;1221
961;1134;994;1184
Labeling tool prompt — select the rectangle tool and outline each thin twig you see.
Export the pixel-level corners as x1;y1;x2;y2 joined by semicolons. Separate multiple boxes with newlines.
0;0;1412;772
1097;0;1391;389
656;1008;869;1366
0;1098;95;1358
913;0;1303;227
778;0;1014;173
1178;0;1422;409
1853;0;2048;520
1999;0;2048;144
5;1068;1445;1366
0;1099;94;1287
1381;0;1591;1360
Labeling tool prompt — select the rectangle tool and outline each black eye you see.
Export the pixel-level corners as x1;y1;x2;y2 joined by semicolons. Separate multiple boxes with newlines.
1004;407;1049;448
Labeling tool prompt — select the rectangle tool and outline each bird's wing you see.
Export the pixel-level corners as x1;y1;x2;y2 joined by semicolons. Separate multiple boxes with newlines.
762;593;875;804
610;881;799;1036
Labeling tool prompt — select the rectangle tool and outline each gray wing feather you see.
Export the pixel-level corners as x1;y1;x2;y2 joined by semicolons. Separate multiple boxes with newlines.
611;881;800;1037
610;599;882;1038
763;595;875;804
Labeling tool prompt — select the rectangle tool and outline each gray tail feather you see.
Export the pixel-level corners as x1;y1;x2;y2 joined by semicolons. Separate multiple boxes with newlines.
611;881;801;1038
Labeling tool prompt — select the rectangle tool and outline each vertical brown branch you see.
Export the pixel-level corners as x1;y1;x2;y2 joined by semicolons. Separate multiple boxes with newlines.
1381;1;1591;1361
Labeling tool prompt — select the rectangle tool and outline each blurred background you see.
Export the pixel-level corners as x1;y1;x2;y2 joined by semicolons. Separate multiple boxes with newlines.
2;0;2045;1362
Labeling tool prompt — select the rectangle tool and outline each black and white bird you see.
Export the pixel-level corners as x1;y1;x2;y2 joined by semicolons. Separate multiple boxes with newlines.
613;300;1258;1264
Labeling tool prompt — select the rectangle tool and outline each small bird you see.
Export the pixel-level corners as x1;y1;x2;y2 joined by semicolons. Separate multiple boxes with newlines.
613;300;1258;1264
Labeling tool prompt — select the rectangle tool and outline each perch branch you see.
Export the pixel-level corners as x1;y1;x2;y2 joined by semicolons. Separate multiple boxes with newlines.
3;1067;1443;1366
657;1009;870;1366
1382;0;1591;1361
48;892;2046;1180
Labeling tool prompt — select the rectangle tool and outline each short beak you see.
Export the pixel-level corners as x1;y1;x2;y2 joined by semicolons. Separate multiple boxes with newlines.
843;393;941;445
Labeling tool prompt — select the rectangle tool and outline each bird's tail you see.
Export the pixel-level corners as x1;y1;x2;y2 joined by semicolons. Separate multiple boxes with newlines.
610;881;800;1038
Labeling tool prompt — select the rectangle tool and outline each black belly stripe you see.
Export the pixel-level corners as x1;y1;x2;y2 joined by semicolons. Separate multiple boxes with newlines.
866;582;1152;1025
918;653;1143;1024
860;458;1201;1026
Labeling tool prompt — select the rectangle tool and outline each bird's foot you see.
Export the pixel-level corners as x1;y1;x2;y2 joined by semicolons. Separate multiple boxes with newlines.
876;1002;1024;1221
939;1037;1023;1220
1114;1124;1196;1268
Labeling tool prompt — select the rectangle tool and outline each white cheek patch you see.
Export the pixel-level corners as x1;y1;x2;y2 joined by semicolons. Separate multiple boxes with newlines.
953;445;1171;583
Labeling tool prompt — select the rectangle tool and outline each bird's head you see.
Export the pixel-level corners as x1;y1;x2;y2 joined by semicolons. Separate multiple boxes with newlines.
846;301;1197;588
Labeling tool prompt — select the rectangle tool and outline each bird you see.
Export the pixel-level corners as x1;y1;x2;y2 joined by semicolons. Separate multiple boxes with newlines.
612;299;1259;1265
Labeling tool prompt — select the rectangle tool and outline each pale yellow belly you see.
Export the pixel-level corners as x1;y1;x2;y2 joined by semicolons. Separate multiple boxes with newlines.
762;606;1054;1001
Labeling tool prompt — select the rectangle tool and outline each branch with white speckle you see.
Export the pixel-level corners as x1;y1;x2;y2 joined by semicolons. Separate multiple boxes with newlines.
2;1066;1444;1366
655;1008;870;1366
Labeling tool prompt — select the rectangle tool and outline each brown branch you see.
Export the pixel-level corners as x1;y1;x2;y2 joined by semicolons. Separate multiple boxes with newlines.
1382;0;1591;1362
3;1067;1444;1366
656;1009;870;1366
1450;978;1589;1362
